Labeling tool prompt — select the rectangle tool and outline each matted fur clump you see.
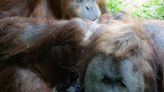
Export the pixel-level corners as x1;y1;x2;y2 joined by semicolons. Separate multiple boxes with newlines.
95;22;154;73
0;17;87;92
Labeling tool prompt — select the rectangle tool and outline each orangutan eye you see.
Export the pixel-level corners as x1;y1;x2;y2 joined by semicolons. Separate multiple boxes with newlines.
102;76;112;85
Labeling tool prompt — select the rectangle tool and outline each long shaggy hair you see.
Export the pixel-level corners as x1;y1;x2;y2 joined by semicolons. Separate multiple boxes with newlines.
0;17;85;92
79;19;163;92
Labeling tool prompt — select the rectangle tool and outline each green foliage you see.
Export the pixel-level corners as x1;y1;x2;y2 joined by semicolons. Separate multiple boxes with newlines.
105;0;124;13
106;0;164;19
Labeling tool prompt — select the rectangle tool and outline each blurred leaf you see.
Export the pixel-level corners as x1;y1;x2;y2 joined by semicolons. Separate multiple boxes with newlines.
106;0;164;19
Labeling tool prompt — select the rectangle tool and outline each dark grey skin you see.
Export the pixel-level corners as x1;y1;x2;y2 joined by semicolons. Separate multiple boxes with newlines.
143;20;164;49
73;0;101;20
83;20;164;92
85;56;145;92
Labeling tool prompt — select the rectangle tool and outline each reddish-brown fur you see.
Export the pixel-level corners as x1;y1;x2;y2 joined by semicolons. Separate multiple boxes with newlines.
0;17;86;92
0;0;36;17
0;0;105;20
96;0;108;14
0;0;69;19
79;19;164;92
0;0;70;20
